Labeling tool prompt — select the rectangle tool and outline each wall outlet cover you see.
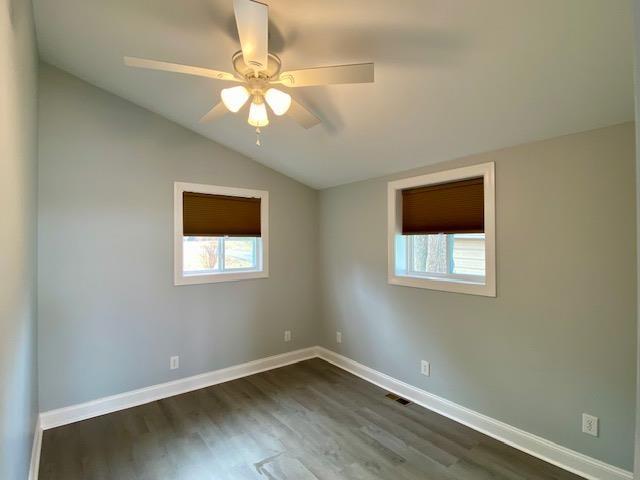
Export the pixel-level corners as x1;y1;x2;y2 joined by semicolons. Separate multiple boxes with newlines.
336;331;342;343
170;356;179;370
421;360;430;376
582;413;598;437
284;330;292;342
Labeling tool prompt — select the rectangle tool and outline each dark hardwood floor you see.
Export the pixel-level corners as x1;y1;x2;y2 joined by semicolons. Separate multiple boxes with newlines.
39;359;583;479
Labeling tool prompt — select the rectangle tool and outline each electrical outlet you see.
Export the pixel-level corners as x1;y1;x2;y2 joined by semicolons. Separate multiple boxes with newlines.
582;413;598;437
170;356;179;370
284;330;292;342
336;331;342;343
421;360;430;376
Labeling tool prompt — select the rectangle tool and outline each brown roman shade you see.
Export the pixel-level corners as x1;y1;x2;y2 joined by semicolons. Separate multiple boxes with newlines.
402;177;484;235
183;192;261;237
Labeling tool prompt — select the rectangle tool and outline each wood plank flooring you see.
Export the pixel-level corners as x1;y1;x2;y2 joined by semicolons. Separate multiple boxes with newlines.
39;359;583;480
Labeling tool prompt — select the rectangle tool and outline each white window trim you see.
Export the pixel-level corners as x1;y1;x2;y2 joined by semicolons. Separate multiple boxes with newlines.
387;162;496;297
174;182;269;286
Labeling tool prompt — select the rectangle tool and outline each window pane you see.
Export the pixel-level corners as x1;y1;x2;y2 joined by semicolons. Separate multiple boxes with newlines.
408;233;485;277
224;237;257;270
451;234;485;275
410;234;449;274
183;237;220;273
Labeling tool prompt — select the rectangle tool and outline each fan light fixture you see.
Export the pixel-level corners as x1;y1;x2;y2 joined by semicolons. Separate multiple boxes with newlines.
221;85;290;125
265;88;291;116
248;97;269;127
220;85;250;112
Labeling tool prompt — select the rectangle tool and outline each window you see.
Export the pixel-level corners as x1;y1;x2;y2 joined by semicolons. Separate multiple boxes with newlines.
406;233;485;280
174;182;268;285
388;163;495;296
183;236;260;274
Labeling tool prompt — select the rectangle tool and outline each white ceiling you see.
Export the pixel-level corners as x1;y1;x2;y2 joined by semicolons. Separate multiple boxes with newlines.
34;0;634;189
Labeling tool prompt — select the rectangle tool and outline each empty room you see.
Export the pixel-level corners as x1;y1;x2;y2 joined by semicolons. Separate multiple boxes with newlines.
2;0;639;479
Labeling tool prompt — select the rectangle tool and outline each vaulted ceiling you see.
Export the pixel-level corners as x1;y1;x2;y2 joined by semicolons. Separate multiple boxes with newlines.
33;0;633;188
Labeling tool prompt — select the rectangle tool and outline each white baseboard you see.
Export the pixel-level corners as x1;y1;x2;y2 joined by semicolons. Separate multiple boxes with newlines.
28;415;42;480
39;346;317;430
315;347;632;480
36;345;632;480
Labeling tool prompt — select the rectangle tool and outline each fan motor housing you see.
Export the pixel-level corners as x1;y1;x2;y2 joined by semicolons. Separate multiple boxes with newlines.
232;51;282;80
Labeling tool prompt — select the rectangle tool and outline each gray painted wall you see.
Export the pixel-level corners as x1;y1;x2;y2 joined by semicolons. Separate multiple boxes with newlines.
37;64;320;411
318;123;637;470
0;0;38;478
634;0;640;476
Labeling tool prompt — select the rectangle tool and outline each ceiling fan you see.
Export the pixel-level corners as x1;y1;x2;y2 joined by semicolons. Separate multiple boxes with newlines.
124;0;374;145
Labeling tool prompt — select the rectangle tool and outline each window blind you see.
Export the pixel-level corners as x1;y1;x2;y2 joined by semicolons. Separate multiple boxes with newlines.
402;177;484;235
183;192;261;237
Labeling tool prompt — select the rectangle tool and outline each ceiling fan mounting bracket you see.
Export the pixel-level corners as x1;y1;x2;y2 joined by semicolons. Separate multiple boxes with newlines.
232;50;281;80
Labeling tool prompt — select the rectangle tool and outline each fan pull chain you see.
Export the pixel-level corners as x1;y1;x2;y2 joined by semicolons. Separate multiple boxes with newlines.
255;127;262;147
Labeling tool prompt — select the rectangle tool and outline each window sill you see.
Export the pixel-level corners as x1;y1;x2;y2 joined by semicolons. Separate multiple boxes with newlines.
175;270;268;286
388;273;495;297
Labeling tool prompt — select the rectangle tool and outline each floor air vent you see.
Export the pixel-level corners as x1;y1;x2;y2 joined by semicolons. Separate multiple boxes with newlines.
385;393;411;406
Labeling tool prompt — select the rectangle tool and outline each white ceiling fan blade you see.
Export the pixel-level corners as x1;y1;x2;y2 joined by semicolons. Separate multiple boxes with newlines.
233;0;269;72
278;63;374;87
199;102;228;123
287;98;321;129
124;56;241;82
